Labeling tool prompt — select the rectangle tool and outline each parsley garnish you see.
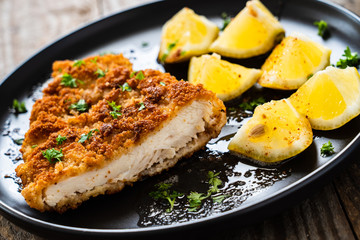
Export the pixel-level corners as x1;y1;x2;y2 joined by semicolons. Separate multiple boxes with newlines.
239;96;266;111
108;101;122;119
149;183;183;212
42;148;63;164
336;47;360;69
90;57;98;64
121;82;132;92
31;145;38;148
69;99;89;112
73;60;85;67
321;141;335;156
12;99;27;113
160;40;178;62
187;171;227;212
56;135;67;145
221;12;231;31
61;73;83;88
78;129;99;143
138;102;145;111
95;68;107;78
159;82;166;86
314;20;329;39
130;70;145;80
13;138;24;145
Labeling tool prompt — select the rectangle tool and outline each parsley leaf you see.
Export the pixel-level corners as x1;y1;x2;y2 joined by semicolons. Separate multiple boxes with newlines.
221;12;231;31
187;192;207;212
149;183;183;212
95;68;107;78
130;70;145;80
160;40;178;62
120;82;132;92
42;148;63;164
78;129;99;143
69;99;89;112
314;20;329;38
61;73;83;88
12;99;27;113
138;102;145;111
336;46;360;69
90;57;98;64
73;60;85;67
56;135;67;145
159;82;166;86
239;97;266;111
108;101;122;119
321;141;335;157
31;145;38;148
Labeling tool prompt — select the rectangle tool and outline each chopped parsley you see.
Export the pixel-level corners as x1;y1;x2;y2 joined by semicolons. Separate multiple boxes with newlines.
90;57;98;64
61;73;83;88
239;96;266;111
12;99;27;113
56;135;67;145
221;12;232;31
108;101;122;119
130;70;145;80
160;40;178;63
336;46;360;69
69;99;89;112
149;183;183;212
73;60;85;67
13;138;24;145
138;102;146;111
42;148;63;164
95;68;107;78
321;141;335;157
121;82;132;92
187;171;227;212
159;81;166;86
314;20;329;38
78;129;99;143
31;145;38;148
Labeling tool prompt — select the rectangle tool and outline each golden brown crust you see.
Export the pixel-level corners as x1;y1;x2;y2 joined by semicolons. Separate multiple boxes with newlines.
16;53;226;212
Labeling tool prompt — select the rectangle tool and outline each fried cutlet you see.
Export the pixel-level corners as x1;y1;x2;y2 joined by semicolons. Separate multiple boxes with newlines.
15;54;226;213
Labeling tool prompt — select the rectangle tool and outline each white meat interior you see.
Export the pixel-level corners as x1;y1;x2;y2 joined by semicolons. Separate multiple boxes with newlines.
44;100;212;207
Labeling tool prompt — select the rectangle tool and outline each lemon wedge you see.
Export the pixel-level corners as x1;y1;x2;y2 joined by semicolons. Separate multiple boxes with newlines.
158;7;219;64
209;0;285;59
228;99;313;164
289;66;360;130
188;53;262;101
259;33;331;90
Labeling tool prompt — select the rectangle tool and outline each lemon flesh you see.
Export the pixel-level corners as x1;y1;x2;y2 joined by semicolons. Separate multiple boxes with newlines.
259;33;331;90
188;54;262;101
289;66;360;130
228;99;313;163
209;0;285;59
158;7;219;64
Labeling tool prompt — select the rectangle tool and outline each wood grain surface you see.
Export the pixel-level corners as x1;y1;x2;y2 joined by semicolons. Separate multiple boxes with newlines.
0;0;359;239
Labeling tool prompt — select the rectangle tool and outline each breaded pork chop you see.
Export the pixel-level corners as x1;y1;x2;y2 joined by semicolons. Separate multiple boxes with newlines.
16;54;226;213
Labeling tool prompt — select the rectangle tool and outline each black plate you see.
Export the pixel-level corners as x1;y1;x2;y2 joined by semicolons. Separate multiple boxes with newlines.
1;0;360;239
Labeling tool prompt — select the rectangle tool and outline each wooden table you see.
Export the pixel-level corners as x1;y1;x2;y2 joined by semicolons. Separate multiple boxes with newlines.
0;0;359;239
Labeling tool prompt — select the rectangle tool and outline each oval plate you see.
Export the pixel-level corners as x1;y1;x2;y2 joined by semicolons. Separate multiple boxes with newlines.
1;0;360;239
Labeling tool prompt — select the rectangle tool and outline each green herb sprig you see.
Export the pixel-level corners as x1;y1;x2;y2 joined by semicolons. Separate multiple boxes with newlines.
130;70;145;80
78;129;99;143
336;46;360;69
314;20;329;39
138;102;146;111
321;141;335;157
61;73;84;88
160;40;178;63
95;68;107;78
69;99;89;112
42;148;63;164
108;101;122;119
12;99;27;113
239;97;266;112
221;12;231;31
56;135;67;145
120;82;132;92
149;183;183;212
73;60;85;67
